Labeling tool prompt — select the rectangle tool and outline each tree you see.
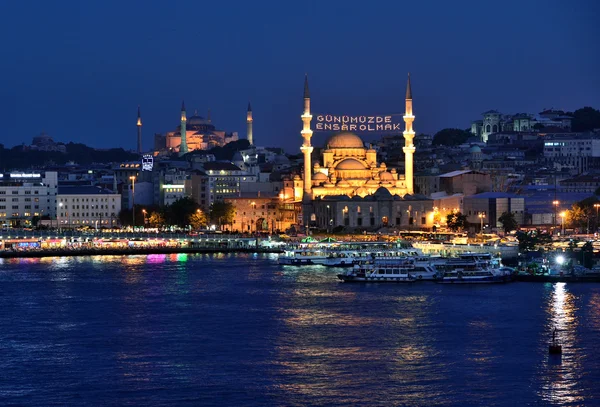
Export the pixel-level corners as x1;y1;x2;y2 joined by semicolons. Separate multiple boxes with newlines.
432;128;472;146
582;241;594;269
446;212;468;232
498;211;518;233
147;211;165;228
210;201;236;228
517;230;552;252
572;107;600;132
189;210;207;230
566;204;588;231
165;197;200;227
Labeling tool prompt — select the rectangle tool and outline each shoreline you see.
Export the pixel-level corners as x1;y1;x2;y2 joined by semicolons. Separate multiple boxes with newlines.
0;247;284;259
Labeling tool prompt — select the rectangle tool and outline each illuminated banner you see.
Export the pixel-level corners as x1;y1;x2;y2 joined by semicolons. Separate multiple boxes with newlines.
142;154;154;171
315;114;404;132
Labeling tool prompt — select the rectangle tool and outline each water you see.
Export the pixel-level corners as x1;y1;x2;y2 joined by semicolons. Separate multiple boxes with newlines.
0;254;599;406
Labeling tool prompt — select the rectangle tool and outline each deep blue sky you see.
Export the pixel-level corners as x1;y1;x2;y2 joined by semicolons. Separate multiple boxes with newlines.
2;0;599;153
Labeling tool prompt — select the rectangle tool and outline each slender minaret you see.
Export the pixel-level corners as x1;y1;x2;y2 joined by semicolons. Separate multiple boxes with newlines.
180;100;188;155
403;73;416;195
247;102;254;145
136;105;142;153
207;109;212;123
300;74;314;194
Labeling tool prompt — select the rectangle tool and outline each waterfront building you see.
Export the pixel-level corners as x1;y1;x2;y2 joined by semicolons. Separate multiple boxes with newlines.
0;171;58;227
57;186;121;229
225;196;293;233
462;192;525;232
186;162;258;213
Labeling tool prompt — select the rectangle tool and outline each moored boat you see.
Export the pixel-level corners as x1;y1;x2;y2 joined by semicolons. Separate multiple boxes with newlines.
436;258;511;284
337;260;417;283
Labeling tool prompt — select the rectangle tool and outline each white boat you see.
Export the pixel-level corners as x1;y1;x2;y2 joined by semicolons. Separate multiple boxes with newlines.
436;258;511;284
278;247;330;265
280;241;421;267
337;260;417;283
323;246;423;267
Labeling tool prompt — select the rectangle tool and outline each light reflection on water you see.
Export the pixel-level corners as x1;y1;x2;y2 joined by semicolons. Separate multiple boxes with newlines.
538;283;585;405
0;254;599;406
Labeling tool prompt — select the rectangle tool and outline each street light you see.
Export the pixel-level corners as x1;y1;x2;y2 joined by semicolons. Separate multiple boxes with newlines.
594;203;600;232
552;200;560;230
129;176;136;229
142;209;147;229
478;212;485;235
251;202;256;234
560;211;566;235
59;202;63;232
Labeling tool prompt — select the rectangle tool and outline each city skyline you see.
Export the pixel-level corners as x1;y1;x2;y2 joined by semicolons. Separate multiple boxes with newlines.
2;1;599;152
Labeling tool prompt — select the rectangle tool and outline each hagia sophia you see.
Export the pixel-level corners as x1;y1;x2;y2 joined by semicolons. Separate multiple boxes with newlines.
289;74;435;230
154;102;239;154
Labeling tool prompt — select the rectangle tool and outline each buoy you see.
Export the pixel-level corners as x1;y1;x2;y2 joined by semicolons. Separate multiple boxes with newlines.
549;328;562;355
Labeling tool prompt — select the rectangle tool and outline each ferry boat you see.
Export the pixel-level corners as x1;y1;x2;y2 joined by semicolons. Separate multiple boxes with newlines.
323;246;423;267
337;259;418;283
280;241;421;267
435;258;511;284
278;246;329;265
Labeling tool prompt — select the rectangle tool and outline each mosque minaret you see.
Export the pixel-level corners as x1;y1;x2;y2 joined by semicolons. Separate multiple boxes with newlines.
300;74;314;195
247;102;254;145
136;105;142;154
403;73;415;194
180;100;188;155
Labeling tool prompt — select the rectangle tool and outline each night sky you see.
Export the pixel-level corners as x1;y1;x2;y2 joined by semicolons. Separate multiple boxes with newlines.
2;0;599;153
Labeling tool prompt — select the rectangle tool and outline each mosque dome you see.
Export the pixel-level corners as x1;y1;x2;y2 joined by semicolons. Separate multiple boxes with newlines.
366;179;380;186
326;132;365;149
313;172;328;181
379;171;394;181
469;145;482;153
336;158;366;170
324;181;335;188
188;115;208;125
293;175;301;181
337;179;350;188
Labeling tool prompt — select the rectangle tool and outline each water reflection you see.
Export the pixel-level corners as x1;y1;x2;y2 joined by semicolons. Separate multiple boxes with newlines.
538;283;584;405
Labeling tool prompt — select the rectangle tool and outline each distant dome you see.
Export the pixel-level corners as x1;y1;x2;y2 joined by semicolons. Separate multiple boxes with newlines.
469;145;482;153
336;158;366;170
379;171;394;181
188;115;208;125
313;172;327;181
337;179;350;188
326;132;365;149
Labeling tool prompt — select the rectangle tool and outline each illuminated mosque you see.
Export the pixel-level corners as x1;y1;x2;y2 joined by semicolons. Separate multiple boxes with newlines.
292;74;434;230
164;102;238;154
